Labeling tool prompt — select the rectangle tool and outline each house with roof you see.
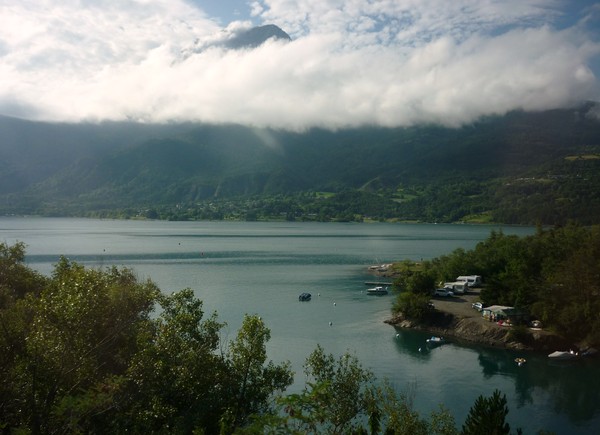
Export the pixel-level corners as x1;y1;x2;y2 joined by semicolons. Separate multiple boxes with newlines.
482;305;529;324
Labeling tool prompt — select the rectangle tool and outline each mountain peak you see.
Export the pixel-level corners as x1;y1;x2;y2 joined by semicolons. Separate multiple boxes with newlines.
223;24;291;50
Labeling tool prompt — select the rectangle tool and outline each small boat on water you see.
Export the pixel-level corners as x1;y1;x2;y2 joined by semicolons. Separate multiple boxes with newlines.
548;350;577;360
366;286;389;295
515;357;526;366
426;336;445;346
298;292;312;301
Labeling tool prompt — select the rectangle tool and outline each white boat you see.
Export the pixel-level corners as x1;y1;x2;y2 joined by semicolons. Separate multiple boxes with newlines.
426;336;445;346
548;350;577;360
366;286;388;295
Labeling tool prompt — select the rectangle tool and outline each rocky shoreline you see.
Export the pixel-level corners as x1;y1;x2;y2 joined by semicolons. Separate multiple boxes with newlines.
384;312;573;352
371;266;578;353
381;281;574;352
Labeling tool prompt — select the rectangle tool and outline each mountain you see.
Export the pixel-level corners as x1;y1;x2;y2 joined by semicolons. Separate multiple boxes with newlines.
223;24;291;49
1;104;600;224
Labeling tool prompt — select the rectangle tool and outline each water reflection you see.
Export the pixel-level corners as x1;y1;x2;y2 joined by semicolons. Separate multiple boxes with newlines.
477;346;600;424
534;358;600;423
393;327;600;429
392;328;445;361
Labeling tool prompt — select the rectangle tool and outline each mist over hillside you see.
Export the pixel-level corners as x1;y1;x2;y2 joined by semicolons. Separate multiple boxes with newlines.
1;103;600;225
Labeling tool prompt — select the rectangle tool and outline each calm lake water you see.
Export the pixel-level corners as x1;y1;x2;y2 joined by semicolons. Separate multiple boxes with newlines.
2;217;599;434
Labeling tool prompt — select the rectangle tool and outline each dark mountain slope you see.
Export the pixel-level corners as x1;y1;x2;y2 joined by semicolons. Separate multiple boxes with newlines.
1;103;600;224
0;116;195;194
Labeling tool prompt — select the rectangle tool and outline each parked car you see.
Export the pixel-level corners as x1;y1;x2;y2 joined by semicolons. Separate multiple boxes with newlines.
472;302;483;311
434;288;454;297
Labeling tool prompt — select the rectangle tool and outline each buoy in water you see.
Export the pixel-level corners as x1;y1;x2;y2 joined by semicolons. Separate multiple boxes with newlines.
329;321;333;326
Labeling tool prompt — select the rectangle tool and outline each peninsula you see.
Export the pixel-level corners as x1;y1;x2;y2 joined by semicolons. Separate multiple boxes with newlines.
384;285;572;352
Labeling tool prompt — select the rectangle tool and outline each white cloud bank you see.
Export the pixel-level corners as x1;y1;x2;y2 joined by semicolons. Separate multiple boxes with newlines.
0;0;599;130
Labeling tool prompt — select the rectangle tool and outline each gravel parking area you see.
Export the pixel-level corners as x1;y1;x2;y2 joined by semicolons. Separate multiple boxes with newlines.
431;287;484;319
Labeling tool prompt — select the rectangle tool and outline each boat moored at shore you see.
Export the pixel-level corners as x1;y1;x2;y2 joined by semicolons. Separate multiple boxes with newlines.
366;286;389;295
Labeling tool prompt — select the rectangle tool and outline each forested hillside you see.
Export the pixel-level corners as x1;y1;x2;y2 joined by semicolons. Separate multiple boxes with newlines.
1;103;600;225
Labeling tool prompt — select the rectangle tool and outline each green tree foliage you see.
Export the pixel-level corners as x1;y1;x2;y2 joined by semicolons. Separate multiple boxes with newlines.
461;390;512;435
124;288;228;433
225;314;293;431
245;346;380;434
0;241;47;305
0;244;293;434
392;291;433;322
393;261;436;295
1;254;159;433
410;224;600;344
247;347;458;435
0;242;49;432
391;261;436;322
302;346;375;433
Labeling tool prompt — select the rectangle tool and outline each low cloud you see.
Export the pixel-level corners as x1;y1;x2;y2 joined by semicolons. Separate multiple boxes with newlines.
0;0;599;130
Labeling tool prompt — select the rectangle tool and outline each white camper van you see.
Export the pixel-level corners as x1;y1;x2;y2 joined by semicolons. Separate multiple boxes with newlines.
456;275;482;287
443;281;469;294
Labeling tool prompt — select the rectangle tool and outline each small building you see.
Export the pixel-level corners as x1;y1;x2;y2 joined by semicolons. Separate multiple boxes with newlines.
482;305;528;324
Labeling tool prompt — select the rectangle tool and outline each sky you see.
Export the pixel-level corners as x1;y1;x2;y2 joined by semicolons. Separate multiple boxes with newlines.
0;0;599;131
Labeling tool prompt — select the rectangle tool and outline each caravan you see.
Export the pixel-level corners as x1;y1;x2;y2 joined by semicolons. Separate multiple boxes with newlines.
443;281;469;295
456;275;482;288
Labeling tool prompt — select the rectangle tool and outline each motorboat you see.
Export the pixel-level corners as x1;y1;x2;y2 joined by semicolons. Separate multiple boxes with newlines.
548;350;577;360
298;292;312;301
515;357;526;366
366;286;389;295
426;336;445;346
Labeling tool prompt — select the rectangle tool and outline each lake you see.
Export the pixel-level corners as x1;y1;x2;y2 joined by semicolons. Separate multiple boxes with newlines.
2;217;599;434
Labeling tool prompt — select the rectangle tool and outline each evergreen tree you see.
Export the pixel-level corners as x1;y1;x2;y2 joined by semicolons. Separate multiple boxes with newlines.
462;390;511;435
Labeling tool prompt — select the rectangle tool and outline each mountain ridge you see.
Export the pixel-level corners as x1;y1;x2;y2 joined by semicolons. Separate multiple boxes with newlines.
223;24;291;49
1;104;600;224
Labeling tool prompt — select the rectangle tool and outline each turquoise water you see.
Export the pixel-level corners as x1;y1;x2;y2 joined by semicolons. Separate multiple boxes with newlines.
1;217;599;434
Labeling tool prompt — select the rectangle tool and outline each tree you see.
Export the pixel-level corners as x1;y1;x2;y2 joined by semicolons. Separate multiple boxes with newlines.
0;241;47;305
225;314;293;431
462;390;511;435
251;345;377;434
392;291;433;322
124;288;229;434
246;347;459;435
391;261;436;322
1;256;159;434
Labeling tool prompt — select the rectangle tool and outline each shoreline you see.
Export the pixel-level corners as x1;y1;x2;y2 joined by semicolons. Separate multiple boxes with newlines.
384;287;573;353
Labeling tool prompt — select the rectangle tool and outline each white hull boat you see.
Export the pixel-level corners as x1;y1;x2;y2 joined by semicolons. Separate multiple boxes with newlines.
548;350;577;360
